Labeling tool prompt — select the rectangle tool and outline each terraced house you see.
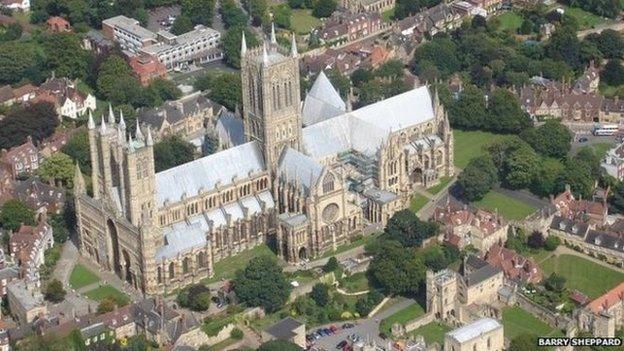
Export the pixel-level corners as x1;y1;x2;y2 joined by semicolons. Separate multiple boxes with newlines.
74;32;454;294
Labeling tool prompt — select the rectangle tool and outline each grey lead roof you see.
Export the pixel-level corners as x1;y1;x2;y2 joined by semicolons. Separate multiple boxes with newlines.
265;317;304;339
446;318;502;343
155;141;265;207
302;71;346;126
278;147;324;192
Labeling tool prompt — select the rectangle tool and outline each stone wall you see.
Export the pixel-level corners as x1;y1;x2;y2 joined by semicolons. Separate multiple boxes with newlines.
173;323;235;349
517;293;572;330
404;313;435;333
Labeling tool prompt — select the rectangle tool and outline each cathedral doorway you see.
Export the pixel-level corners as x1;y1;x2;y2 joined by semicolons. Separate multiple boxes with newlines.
107;219;121;276
298;247;307;260
122;249;133;286
411;168;423;184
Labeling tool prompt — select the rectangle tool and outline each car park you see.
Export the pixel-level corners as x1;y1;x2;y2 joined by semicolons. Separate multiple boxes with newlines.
336;340;348;349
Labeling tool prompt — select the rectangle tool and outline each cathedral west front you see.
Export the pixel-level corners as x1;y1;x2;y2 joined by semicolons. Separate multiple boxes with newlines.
74;30;454;295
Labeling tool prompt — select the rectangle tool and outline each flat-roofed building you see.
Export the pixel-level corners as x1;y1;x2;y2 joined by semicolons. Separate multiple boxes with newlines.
444;318;504;351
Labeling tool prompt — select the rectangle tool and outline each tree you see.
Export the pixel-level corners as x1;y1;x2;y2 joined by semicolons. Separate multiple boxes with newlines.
591;29;624;59
544;273;566;293
530;157;565;197
146;78;182;105
602;59;624;86
310;283;330;306
0;23;22;41
368;245;425;296
503;146;539;189
506;228;527;253
244;0;268;25
325;69;350;99
273;4;292;29
177;284;211;311
355;290;383;316
38;152;76;188
0;199;35;232
62;130;91;174
449;85;486;130
0;41;44;85
351;68;374;87
0;102;59;149
312;0;336;18
195;71;242;110
509;334;540;351
181;0;215;26
39;32;91;80
234;255;292;313
44;279;66;302
566;0;621;19
518;19;534;35
323;256;339;272
456;155;498;201
412;37;459;77
485;89;532;134
384;210;438;247
221;26;260;68
544;235;560;251
375;59;404;80
220;0;249;28
258;340;302;351
96;55;144;106
520;120;572;159
527;231;545;249
153;135;196;172
171;15;194;35
97;296;118;314
546;26;581;69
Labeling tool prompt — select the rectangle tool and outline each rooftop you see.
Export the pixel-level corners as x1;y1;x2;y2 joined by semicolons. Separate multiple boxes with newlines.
446;318;502;343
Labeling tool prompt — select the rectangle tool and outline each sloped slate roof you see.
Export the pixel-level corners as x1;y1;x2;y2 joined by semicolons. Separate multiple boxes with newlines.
155;141;265;207
302;71;346;126
278;147;324;191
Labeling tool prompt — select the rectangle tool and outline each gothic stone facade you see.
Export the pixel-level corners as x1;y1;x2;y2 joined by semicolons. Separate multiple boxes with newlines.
74;33;454;295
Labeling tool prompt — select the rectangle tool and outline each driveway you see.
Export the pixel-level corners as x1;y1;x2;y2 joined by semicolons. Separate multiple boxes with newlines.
312;298;416;350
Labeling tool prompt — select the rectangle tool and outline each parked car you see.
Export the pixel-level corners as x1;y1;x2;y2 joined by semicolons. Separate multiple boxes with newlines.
336;340;348;349
579;137;589;143
342;323;355;329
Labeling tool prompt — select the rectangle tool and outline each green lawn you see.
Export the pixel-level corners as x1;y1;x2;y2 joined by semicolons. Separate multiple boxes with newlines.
202;244;276;284
410;194;429;213
473;190;536;221
453;130;510;169
427;176;453;195
502;306;556;339
565;6;612;29
84;284;130;305
69;264;100;290
495;12;523;32
340;272;371;293
590;142;615;158
381;8;395;22
380;303;425;334
319;232;381;259
409;322;451;345
291;10;321;35
540;254;624;299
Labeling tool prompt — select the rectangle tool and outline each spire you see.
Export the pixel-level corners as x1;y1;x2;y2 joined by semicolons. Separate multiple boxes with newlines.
119;109;126;129
100;114;106;133
146;127;153;146
108;104;115;124
127;133;135;152
74;163;86;194
270;22;276;44
87;110;95;129
117;125;124;144
262;42;269;66
241;31;247;56
290;32;298;58
135;120;144;140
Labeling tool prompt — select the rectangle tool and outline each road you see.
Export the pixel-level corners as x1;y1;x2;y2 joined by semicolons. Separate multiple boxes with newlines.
577;21;624;38
312;298;416;351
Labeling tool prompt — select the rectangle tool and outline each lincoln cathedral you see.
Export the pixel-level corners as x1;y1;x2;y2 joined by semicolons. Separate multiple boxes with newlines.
74;30;455;295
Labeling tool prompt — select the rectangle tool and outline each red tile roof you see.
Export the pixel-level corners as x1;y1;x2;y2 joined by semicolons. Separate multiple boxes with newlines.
588;282;624;315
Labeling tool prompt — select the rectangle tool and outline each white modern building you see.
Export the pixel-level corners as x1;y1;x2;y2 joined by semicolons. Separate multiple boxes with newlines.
444;318;504;351
602;142;624;180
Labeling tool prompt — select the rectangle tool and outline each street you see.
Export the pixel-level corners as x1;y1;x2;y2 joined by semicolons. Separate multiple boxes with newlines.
311;298;416;351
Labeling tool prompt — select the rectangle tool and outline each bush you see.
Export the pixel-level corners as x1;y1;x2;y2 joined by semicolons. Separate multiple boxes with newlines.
44;279;66;303
544;235;560;251
323;256;339;272
177;284;211;311
231;327;244;340
310;283;330;306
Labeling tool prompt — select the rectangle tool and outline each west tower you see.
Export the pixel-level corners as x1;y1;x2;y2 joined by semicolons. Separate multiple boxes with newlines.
241;28;302;169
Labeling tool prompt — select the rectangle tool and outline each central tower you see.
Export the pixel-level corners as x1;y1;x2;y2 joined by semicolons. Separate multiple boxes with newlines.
241;28;302;169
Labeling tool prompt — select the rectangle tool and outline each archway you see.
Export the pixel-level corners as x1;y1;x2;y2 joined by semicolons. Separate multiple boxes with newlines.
107;219;121;275
122;249;132;286
411;168;423;183
298;247;307;260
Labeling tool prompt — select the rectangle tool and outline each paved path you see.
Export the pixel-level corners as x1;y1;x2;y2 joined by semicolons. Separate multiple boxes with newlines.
52;240;79;285
552;245;624;273
313;298;416;350
577;22;624;38
416;172;458;220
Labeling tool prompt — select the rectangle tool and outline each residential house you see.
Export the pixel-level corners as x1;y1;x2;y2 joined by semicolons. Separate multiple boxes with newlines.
396;2;466;38
34;77;96;119
300;39;389;76
46;16;71;32
82;30;115;54
601;141;624;180
313;12;381;46
551;185;608;227
128;54;168;86
433;202;508;253
39;129;76;158
7;280;47;325
1;136;39;179
0;86;14;106
577;282;624;337
10;221;54;284
485;244;543;284
458;255;504;305
13;177;66;215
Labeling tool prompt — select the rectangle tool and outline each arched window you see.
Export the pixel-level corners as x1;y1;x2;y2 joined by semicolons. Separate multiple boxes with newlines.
168;262;175;278
323;174;335;193
487;337;491;349
197;252;206;268
182;257;190;274
157;267;162;283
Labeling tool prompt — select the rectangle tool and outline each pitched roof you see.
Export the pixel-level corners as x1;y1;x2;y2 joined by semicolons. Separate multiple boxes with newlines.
588;282;624;315
265;317;304;340
155;141;265;207
301;71;346;126
446;318;502;343
278;147;324;192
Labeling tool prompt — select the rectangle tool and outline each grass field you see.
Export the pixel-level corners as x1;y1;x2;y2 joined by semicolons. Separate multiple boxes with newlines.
84;284;130;305
473;190;536;221
540;254;624;299
453;130;510;169
381;9;395;22
564;6;612;29
319;232;381;259
409;322;451;345
410;194;429;213
202;244;276;284
495;12;523;32
380;303;425;334
427;176;453;195
291;10;321;34
590;142;615;158
69;264;100;289
340;272;371;293
502;306;557;339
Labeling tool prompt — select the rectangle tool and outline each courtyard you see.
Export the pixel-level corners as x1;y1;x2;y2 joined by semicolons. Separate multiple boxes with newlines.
69;263;100;290
501;306;561;339
473;190;537;221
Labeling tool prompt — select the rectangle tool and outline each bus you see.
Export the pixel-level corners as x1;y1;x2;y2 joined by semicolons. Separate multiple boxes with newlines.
593;123;619;136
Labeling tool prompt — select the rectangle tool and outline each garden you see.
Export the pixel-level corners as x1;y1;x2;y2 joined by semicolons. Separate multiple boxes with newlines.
473;191;537;221
501;306;561;339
